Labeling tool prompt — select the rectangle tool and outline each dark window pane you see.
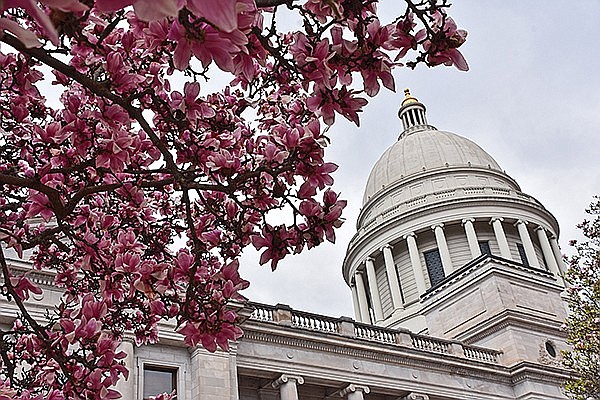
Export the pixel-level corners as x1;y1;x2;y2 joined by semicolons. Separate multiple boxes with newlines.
478;241;492;256
516;243;529;267
143;366;177;399
424;249;445;287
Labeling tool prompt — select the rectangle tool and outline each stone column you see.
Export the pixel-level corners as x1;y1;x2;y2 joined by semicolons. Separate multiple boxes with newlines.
339;384;370;400
462;218;481;258
536;227;562;277
549;236;567;274
365;257;384;322
490;217;512;260
114;338;135;400
272;374;304;400
382;244;404;310
515;220;539;268
405;233;427;294
350;284;362;322
354;271;371;324
432;223;453;276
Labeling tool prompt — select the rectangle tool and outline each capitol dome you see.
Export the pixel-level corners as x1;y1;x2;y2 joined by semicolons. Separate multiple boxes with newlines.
363;129;502;204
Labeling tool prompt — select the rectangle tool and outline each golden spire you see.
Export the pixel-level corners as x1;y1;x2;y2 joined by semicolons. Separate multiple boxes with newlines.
402;88;419;106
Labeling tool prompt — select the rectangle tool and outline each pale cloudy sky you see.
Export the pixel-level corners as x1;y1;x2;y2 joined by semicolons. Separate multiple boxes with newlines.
239;1;600;318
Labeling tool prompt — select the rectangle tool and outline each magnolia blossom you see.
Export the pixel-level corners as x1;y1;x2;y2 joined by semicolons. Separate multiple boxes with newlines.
0;1;468;398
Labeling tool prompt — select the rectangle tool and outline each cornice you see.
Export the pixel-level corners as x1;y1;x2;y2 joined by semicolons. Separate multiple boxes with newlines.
509;361;571;384
456;309;568;344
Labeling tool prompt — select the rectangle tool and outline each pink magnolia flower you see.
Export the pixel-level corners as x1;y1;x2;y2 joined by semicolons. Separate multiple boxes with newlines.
421;11;469;71
168;19;246;71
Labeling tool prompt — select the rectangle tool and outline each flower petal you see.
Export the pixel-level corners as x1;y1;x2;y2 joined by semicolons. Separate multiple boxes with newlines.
0;18;42;48
187;0;238;33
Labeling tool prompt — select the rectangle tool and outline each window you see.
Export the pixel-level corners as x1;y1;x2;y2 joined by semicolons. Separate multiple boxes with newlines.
545;341;557;358
516;243;529;267
478;241;492;256
143;365;177;400
424;249;445;287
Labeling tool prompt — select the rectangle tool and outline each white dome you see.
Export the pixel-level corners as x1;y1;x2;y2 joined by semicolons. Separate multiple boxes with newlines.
363;129;502;204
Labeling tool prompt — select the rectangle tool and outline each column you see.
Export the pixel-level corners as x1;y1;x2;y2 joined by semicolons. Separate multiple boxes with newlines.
432;223;453;276
354;272;371;324
515;220;540;268
490;217;512;260
339;384;370;400
114;338;135;400
462;218;481;258
536;227;562;278
405;233;427;293
382;244;404;310
549;236;568;275
350;284;362;322
272;374;304;400
365;257;384;322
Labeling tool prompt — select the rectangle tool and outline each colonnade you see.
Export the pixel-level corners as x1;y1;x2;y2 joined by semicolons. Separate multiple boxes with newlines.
270;374;428;400
350;217;566;324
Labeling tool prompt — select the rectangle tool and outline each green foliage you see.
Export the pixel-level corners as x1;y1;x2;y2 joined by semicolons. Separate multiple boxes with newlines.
563;197;600;400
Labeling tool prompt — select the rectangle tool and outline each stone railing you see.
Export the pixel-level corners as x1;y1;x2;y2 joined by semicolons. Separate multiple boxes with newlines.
292;310;338;333
463;345;501;363
354;323;396;344
249;303;276;322
411;334;450;354
247;302;502;364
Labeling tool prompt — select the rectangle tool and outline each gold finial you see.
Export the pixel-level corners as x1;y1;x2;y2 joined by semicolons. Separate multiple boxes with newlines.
402;88;419;106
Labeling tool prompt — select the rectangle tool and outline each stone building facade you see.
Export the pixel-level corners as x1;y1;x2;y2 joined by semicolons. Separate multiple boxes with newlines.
1;91;571;399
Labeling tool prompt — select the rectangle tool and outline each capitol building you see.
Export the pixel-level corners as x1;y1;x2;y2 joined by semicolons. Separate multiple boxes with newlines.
3;91;571;399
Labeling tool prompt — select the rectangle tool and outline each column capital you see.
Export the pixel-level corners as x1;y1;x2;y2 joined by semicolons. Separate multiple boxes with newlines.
489;217;504;224
339;384;370;397
461;218;475;225
431;223;444;230
402;394;430;400
514;219;528;226
364;256;375;264
535;225;547;233
403;232;416;240
380;243;393;252
272;374;304;389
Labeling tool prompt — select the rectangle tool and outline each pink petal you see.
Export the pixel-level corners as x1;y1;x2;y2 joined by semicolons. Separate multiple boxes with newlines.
187;0;238;33
173;41;192;70
94;0;135;12
0;18;42;48
449;49;469;71
133;0;180;21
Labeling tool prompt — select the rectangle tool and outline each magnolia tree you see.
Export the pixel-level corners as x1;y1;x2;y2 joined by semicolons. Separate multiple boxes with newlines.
0;0;467;398
563;197;600;400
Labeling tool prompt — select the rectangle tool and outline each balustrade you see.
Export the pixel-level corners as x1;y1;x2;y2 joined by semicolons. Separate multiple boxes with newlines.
247;302;501;365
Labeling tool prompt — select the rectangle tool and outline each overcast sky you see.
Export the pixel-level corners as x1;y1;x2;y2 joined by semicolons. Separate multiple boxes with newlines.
239;1;600;318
